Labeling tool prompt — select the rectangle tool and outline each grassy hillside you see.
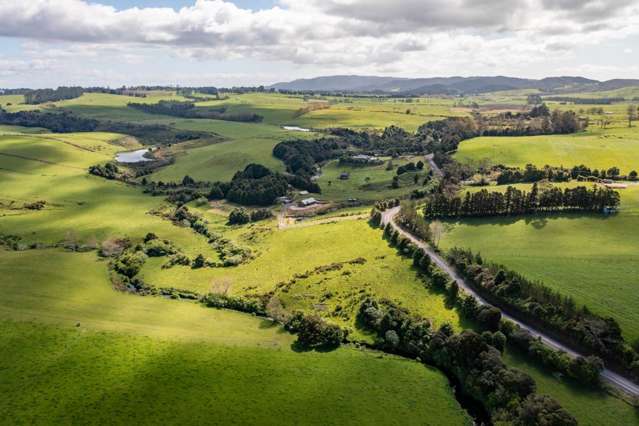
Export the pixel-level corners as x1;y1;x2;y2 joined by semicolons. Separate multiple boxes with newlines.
0;249;469;425
140;217;464;340
439;183;639;342
0;132;215;257
456;127;639;173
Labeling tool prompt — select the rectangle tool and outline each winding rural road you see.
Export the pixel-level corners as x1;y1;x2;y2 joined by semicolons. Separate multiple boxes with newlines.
424;153;443;177
381;206;639;397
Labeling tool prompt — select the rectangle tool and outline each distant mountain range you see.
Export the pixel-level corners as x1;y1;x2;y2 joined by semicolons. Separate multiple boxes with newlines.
269;75;639;95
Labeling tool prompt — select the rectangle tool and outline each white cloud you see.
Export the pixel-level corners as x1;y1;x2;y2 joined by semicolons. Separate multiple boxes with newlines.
0;0;637;86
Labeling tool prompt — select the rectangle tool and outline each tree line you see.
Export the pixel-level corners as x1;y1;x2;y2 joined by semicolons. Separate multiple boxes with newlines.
378;210;610;390
423;184;620;218
24;87;84;104
447;248;639;382
496;163;638;185
206;164;289;206
128;100;263;123
0;109;209;145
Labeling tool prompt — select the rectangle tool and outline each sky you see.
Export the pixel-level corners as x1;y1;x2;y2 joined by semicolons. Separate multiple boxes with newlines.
0;0;637;88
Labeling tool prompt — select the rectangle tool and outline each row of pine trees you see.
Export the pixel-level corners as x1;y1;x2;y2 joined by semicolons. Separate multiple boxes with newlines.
424;184;620;218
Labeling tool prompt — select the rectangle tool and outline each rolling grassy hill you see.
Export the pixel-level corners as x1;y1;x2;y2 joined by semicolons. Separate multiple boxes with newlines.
0;249;470;425
455;126;639;173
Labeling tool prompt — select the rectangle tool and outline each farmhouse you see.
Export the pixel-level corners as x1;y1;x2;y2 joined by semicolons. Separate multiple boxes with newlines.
299;197;318;207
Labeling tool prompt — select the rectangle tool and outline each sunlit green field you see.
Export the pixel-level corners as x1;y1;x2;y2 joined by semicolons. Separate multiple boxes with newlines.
439;183;639;342
0;132;216;257
456;126;639;173
316;156;430;202
3;90;639;423
140;217;464;340
0;249;469;425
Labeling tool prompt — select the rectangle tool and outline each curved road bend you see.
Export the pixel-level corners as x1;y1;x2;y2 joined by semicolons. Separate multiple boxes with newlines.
381;206;639;397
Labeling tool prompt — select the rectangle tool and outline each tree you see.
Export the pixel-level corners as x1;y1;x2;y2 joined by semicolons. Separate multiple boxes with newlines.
628;104;638;128
386;159;394;171
193;254;206;269
629;170;638;181
391;176;399;188
228;208;250;225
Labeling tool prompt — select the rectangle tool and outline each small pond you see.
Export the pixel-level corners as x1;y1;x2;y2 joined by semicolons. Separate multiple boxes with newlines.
282;126;311;132
115;148;152;163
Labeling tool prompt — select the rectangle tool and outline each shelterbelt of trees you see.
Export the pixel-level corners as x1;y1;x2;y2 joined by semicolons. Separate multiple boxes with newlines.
447;248;639;383
423;183;620;218
0;109;210;145
23;86;84;104
128;100;263;123
496;164;638;185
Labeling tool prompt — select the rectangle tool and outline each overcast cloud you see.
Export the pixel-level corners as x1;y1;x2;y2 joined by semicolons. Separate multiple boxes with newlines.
0;0;637;87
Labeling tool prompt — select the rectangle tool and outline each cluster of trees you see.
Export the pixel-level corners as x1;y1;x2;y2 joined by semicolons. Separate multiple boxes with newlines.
358;297;576;425
284;312;346;349
481;109;584;136
227;207;273;225
447;248;639;380
0;109;209;145
142;233;178;258
165;205;252;267
394;201;431;241
417;117;480;157
497;164;638;184
423;184;620;218
208;164;289;206
545;97;625;105
24;86;84;104
273;138;347;177
396;160;424;175
128;100;263;122
201;293;266;315
88;162;126;180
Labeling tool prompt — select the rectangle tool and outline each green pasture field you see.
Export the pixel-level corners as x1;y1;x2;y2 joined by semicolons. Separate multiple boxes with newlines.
316;156;431;202
0;91;466;185
140;217;464;340
455;126;639;173
0;249;469;425
438;182;639;342
0;132;216;257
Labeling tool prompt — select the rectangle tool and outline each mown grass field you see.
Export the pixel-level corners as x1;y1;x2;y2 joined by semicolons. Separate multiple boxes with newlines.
439;183;639;342
456;126;639;173
0;249;469;425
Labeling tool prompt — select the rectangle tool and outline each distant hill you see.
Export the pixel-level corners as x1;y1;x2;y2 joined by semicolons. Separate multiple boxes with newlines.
270;75;639;95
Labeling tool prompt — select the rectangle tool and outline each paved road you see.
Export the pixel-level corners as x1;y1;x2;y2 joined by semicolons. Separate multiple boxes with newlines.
381;206;639;397
424;154;443;177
